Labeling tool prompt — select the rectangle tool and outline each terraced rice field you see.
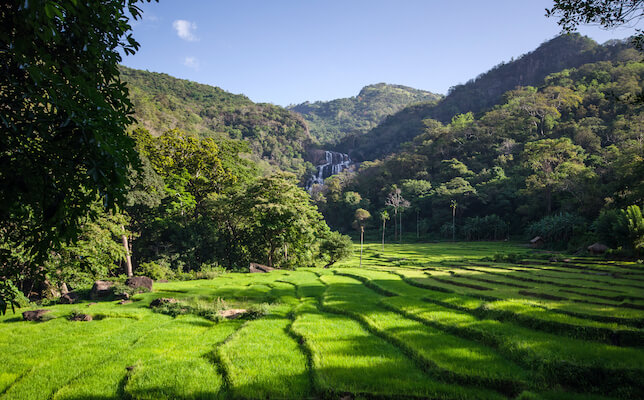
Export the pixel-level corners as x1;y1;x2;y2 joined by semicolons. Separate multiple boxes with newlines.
1;242;643;399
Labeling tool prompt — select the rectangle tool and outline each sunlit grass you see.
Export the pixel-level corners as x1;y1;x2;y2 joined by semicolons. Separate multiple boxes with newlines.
1;241;642;399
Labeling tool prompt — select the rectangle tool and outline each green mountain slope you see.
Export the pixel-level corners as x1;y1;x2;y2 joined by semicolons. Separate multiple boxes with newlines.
338;34;638;161
318;56;643;238
121;66;313;176
288;83;441;144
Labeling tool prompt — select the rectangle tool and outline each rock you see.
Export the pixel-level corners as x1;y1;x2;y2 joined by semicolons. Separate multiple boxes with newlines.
219;309;247;319
91;280;115;299
60;292;79;304
149;298;178;307
86;302;97;307
529;236;544;248
69;313;92;321
118;300;132;305
249;262;274;273
588;242;609;255
22;309;51;321
126;276;153;291
114;292;130;300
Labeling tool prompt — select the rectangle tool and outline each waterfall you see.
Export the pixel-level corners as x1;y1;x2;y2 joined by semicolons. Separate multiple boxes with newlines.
306;151;352;191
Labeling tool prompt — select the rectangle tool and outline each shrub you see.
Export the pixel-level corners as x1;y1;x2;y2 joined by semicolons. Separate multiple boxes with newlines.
462;214;507;241
136;260;175;281
0;279;29;315
526;212;586;246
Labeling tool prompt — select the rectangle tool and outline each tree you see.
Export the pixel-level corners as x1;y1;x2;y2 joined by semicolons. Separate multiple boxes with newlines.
0;0;155;307
522;138;589;214
1;0;154;255
319;230;353;268
379;210;390;251
450;200;458;241
546;0;644;50
385;187;410;242
401;179;432;239
245;174;327;268
353;209;371;268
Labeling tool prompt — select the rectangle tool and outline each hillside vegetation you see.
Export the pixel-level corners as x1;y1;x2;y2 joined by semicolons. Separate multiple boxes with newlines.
3;243;644;400
289;83;441;144
339;34;637;161
316;55;643;254
121;66;313;176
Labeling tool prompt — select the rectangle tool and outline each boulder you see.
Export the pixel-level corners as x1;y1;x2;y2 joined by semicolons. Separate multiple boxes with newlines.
114;292;130;301
60;292;79;304
249;262;274;273
90;280;115;299
118;300;132;305
149;298;178;308
588;243;609;255
126;276;153;291
69;313;92;322
529;236;544;248
219;309;247;319
22;309;51;321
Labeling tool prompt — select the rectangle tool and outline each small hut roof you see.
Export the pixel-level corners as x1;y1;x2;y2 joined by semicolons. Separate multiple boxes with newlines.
530;236;543;244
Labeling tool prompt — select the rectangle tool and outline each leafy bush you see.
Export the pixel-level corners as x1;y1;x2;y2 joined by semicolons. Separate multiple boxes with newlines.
591;205;644;256
0;279;29;315
194;263;226;280
526;212;586;246
136;260;175;281
111;282;150;298
462;215;507;240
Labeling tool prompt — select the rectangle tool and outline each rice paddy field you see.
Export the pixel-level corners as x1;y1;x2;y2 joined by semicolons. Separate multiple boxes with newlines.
1;242;643;400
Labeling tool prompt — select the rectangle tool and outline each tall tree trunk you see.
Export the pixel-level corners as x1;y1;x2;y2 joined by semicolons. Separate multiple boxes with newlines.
360;226;364;268
121;225;133;277
416;209;419;239
452;209;456;241
382;220;386;251
399;211;403;243
393;209;398;242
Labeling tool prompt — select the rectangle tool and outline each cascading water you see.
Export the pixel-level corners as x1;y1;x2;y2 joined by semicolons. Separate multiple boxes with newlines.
306;151;352;191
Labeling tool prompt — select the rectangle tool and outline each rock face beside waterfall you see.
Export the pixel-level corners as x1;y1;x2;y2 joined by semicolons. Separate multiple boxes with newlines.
306;151;352;190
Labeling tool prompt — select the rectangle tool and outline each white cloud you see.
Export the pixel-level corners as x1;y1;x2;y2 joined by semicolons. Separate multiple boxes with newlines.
183;56;200;70
172;19;198;41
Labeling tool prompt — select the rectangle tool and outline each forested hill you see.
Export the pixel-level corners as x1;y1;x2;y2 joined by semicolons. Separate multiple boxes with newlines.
288;83;441;144
338;34;637;161
120;66;313;177
316;56;643;245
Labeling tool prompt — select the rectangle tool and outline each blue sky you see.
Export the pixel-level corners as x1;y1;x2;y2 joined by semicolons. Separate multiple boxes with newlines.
123;1;638;106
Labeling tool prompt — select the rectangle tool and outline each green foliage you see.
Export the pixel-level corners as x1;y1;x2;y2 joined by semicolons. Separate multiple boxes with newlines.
316;52;643;246
462;215;508;241
340;34;635;161
526;213;587;245
137;261;175;281
546;0;644;51
0;0;153;260
289;83;441;144
620;205;644;250
0;279;27;315
318;230;353;267
121;66;313;177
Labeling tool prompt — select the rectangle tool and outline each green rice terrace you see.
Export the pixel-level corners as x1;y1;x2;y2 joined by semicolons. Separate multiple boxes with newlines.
2;242;643;400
